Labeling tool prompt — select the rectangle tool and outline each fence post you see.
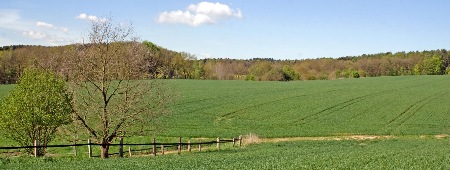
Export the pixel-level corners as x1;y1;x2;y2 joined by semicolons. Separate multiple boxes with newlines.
188;140;191;152
239;135;242;147
73;141;77;157
88;139;92;158
198;143;202;152
152;138;156;156
217;137;220;150
178;137;182;155
128;147;132;157
161;145;164;155
34;140;38;157
119;138;124;158
233;137;236;147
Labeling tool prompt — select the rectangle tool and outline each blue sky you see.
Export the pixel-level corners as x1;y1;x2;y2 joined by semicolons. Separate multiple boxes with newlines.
1;0;450;60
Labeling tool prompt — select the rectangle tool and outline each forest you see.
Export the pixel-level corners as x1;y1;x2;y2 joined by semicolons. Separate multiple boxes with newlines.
0;42;449;84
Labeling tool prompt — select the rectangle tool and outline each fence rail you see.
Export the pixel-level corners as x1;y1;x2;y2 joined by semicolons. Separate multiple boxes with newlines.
0;135;243;158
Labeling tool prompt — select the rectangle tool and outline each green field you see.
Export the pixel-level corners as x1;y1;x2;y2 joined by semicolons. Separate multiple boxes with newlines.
2;138;450;169
163;76;450;138
1;76;450;169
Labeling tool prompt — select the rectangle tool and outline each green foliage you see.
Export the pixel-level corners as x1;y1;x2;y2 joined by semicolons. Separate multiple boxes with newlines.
351;70;360;78
0;69;72;156
264;68;284;81
446;67;450;75
413;64;421;75
422;55;444;75
281;65;299;81
2;43;450;83
245;74;255;81
192;60;205;79
142;40;160;52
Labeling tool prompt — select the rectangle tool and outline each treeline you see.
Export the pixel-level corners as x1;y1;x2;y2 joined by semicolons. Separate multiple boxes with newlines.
0;42;449;84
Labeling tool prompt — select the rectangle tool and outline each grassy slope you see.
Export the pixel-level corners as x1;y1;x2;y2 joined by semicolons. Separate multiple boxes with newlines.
2;138;450;169
1;76;450;168
2;76;448;139
163;76;450;138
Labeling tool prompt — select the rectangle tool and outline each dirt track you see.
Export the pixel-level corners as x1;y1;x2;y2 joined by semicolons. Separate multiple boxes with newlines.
241;134;450;145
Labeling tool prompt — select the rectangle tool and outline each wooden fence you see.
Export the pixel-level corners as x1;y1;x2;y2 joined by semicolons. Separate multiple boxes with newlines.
0;136;243;158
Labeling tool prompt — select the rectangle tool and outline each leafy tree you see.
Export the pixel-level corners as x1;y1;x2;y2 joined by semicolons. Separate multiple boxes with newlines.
68;18;171;158
193;60;205;79
0;69;72;156
413;64;421;75
422;55;444;75
245;74;256;81
282;65;299;81
263;68;284;81
351;70;360;78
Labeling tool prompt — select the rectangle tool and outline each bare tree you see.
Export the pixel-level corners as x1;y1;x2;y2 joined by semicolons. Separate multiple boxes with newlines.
68;18;171;158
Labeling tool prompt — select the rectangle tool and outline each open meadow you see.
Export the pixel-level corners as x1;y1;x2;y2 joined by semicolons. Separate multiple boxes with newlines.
1;76;450;169
1;138;450;169
163;76;450;138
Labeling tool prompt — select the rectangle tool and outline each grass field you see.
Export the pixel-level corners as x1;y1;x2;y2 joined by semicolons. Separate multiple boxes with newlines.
1;138;450;169
1;76;450;169
163;76;450;138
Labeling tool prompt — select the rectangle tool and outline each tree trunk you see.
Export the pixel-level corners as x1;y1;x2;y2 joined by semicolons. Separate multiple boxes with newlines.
100;141;110;159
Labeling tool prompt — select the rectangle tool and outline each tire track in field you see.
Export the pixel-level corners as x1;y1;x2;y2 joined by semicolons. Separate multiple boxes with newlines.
291;88;398;125
382;91;448;134
291;96;367;125
215;77;444;122
357;140;425;167
215;88;343;121
177;87;322;116
289;78;443;126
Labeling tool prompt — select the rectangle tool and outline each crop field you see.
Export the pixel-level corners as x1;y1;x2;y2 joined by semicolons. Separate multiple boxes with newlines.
2;76;449;139
1;138;450;169
1;76;450;169
163;76;450;138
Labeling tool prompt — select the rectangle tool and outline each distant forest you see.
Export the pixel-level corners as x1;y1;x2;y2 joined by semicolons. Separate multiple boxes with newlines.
0;42;449;84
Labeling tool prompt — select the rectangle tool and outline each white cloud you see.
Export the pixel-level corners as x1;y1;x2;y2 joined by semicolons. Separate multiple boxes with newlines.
0;9;27;30
0;10;74;45
36;21;69;33
60;27;69;33
157;2;242;27
76;13;106;22
21;30;71;45
36;21;54;28
22;30;47;39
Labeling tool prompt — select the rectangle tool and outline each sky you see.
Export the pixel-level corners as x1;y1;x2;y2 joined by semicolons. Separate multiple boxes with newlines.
1;0;450;60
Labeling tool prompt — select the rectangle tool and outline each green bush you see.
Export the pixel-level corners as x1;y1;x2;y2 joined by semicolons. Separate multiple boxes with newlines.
245;74;255;81
351;71;360;78
0;69;73;156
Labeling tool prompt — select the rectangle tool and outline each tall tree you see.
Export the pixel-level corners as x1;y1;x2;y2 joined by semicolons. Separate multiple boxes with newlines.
0;69;72;156
422;55;444;75
68;18;171;158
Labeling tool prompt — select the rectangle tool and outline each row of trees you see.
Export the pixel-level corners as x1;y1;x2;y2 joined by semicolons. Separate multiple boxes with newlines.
1;43;449;83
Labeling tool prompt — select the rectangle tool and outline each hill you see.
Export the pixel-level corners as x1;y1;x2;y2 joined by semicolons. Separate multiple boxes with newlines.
1;76;448;138
162;76;450;138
